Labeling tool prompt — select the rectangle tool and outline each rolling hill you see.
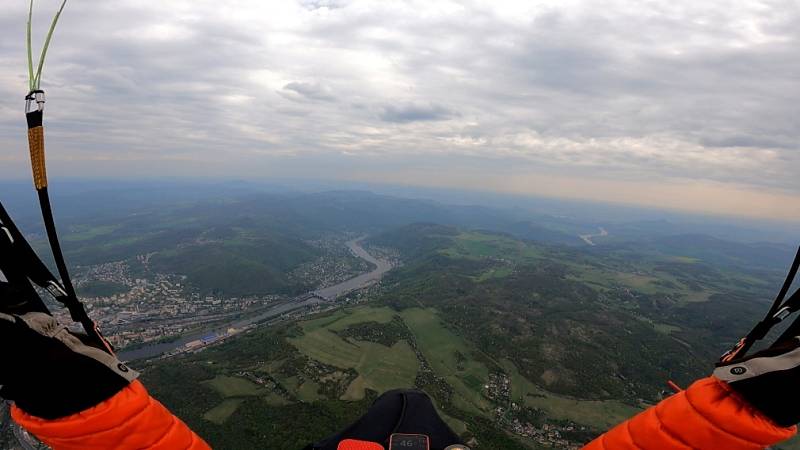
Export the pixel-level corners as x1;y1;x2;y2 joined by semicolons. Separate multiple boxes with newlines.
135;222;794;449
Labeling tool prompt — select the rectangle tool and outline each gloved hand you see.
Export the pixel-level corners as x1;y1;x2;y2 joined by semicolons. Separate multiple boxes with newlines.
715;337;800;427
0;311;138;419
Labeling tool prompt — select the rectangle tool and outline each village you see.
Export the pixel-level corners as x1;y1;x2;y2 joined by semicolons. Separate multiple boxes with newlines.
485;373;586;449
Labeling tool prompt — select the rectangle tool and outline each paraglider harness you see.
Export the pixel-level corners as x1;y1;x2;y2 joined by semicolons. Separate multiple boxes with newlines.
0;0;112;354
721;246;800;363
305;389;467;450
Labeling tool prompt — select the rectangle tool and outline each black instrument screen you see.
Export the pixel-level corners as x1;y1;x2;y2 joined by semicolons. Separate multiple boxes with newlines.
389;433;429;450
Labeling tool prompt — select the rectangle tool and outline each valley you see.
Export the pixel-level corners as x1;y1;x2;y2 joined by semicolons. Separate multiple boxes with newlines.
1;186;796;450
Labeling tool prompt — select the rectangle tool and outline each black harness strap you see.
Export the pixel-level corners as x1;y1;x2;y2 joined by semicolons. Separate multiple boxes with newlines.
721;246;800;362
36;186;78;300
770;288;800;347
0;214;51;316
0;201;111;352
25;94;77;302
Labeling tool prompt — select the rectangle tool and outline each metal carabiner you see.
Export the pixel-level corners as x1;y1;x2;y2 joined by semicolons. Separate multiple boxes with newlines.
46;280;68;298
0;227;13;245
25;89;46;114
773;306;793;322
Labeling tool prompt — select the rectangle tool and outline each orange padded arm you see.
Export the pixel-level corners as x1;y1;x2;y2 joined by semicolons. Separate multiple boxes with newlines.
11;380;210;450
583;377;796;450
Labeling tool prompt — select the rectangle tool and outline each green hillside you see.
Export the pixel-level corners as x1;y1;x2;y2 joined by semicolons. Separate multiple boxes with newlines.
136;224;792;449
148;234;320;296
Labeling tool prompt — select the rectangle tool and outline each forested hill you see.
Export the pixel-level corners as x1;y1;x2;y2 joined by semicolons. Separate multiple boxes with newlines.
9;184;793;288
366;224;780;400
134;222;797;449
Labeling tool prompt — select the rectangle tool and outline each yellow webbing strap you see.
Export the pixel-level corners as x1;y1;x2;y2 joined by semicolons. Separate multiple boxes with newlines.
28;125;47;189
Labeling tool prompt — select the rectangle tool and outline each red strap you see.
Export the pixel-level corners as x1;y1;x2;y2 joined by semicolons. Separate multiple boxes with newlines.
337;439;384;450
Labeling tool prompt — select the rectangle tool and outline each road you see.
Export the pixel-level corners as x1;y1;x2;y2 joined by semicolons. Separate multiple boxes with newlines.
119;237;392;361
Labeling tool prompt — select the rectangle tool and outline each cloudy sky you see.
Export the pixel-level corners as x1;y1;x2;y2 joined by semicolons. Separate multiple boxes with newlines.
0;0;798;221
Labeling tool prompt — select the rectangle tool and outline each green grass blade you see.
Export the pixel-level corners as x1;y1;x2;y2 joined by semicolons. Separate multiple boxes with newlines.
32;0;68;90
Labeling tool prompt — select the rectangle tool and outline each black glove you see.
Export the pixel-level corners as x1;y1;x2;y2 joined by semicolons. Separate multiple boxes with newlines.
0;311;138;419
714;337;800;427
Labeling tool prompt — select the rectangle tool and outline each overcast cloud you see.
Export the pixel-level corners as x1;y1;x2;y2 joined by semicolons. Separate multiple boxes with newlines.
0;0;797;221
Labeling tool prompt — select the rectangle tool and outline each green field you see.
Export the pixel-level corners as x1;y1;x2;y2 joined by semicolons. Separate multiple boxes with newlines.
303;306;398;332
297;380;323;402
440;232;541;263
500;360;640;429
64;224;122;242
289;304;661;433
203;399;245;424
289;307;419;399
204;375;264;397
562;260;719;304
399;308;493;415
475;266;514;282
201;375;266;424
438;232;545;283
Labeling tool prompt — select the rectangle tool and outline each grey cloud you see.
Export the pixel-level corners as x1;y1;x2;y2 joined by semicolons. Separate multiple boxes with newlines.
700;135;796;150
280;82;336;101
0;0;797;207
299;0;347;10
380;103;455;123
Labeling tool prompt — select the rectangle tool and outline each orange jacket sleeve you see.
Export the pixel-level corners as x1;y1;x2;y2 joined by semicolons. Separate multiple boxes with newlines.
583;376;796;450
10;380;210;450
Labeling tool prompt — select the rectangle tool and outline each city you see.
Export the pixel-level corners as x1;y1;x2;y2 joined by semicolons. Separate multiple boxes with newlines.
51;237;380;352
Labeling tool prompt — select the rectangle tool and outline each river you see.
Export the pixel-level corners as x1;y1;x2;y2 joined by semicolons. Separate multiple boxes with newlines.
315;238;393;298
578;227;608;246
119;237;393;362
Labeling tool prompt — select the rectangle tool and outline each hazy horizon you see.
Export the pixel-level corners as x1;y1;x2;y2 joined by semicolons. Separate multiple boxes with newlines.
2;177;798;244
1;1;798;222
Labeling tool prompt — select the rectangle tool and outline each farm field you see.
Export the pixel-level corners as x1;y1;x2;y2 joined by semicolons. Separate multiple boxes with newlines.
289;309;419;398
